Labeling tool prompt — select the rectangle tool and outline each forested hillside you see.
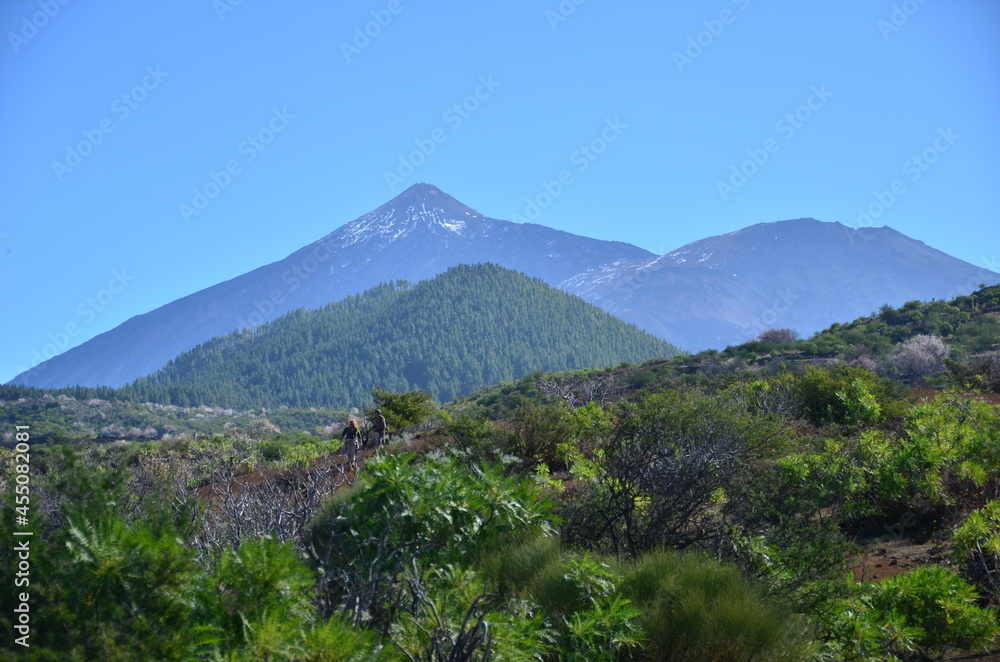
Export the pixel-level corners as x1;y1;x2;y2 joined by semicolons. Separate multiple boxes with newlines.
117;263;681;409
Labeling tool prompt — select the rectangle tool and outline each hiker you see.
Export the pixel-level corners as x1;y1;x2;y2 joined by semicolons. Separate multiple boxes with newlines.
370;408;388;449
341;419;360;462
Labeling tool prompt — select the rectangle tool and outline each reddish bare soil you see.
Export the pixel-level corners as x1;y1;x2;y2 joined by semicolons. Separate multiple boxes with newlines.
852;538;952;583
194;436;432;502
913;388;1000;405
949;648;1000;662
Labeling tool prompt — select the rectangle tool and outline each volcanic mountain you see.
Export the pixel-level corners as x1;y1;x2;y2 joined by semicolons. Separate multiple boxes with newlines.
12;184;653;388
11;184;1000;389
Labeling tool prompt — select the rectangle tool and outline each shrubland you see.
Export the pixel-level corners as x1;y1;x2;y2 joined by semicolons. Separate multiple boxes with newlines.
3;285;1000;660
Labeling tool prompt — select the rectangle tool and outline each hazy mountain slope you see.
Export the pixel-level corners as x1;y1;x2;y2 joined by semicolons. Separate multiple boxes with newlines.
562;219;1000;351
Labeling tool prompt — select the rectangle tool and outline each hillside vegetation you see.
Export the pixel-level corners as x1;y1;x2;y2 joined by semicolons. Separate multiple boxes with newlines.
119;263;680;409
715;283;1000;372
2;285;1000;661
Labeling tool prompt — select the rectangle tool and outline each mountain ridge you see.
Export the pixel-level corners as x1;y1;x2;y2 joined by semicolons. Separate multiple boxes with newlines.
564;217;999;350
12;184;999;388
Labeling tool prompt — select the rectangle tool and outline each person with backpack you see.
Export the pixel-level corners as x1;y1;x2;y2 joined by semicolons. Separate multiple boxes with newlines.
370;409;388;449
341;418;360;463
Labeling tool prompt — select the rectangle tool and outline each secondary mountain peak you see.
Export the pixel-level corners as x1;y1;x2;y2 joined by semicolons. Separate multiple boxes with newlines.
121;263;680;409
564;216;999;351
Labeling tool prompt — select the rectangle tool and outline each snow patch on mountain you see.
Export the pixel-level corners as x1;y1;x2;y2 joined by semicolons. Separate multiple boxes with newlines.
335;209;400;247
335;198;483;248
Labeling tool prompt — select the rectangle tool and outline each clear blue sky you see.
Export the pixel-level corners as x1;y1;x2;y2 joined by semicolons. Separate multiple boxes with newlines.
2;0;998;384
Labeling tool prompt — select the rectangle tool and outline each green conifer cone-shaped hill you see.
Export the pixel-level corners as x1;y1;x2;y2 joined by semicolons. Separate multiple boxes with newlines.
122;263;681;409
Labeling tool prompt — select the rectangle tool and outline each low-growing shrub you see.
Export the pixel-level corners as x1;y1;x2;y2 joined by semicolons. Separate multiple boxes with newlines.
872;566;999;660
954;501;1000;603
304;454;557;631
792;365;906;427
620;550;815;662
478;538;643;662
816;566;999;661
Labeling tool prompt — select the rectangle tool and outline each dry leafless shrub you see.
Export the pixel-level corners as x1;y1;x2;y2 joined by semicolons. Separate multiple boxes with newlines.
891;334;949;380
195;445;355;554
756;328;798;343
537;374;622;408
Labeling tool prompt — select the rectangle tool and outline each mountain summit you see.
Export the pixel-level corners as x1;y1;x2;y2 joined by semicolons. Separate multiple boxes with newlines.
13;184;652;388
334;183;490;247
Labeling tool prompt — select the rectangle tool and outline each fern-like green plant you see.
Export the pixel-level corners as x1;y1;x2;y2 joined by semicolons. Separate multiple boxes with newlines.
871;565;999;659
954;501;1000;602
197;535;316;652
57;515;217;660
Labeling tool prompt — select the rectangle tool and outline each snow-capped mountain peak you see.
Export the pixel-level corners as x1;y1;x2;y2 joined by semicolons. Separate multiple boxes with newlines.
333;183;487;248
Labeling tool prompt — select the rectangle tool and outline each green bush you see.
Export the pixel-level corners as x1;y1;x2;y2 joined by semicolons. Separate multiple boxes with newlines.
905;393;1000;505
371;386;438;430
390;564;548;662
872;566;999;659
954;500;1000;602
816;566;1000;661
555;557;643;661
478;538;643;661
304;454;558;631
258;438;286;461
5;513;215;661
778;393;1000;528
507;400;576;470
620;550;814;662
442;410;502;462
300;616;387;662
792;365;902;427
475;533;563;600
197;536;316;652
